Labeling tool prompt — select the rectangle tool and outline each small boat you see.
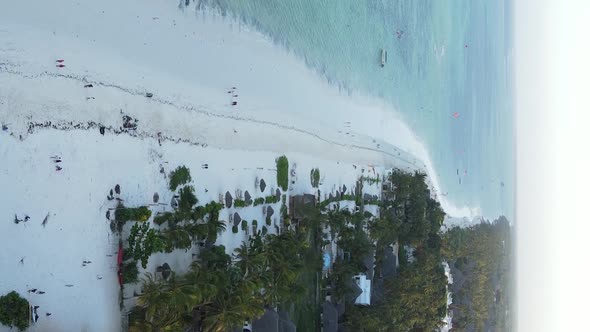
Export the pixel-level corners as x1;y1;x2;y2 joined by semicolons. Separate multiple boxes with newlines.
380;49;387;67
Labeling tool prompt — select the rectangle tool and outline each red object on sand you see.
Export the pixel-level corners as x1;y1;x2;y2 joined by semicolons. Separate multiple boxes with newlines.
452;112;459;119
117;245;123;265
117;244;123;286
56;64;65;68
56;59;65;63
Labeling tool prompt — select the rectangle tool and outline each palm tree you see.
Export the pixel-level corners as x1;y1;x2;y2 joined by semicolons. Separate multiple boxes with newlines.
206;217;226;243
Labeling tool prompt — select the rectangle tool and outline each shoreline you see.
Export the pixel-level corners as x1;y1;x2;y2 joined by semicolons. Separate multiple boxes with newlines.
0;0;479;220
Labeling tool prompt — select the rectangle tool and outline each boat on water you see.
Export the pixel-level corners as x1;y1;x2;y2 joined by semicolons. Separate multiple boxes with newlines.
380;49;387;67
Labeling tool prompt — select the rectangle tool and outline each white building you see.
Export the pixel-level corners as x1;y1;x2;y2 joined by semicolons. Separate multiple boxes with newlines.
353;274;371;305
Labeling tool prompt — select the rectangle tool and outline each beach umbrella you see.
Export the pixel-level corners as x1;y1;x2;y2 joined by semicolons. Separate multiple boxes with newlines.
452;112;460;119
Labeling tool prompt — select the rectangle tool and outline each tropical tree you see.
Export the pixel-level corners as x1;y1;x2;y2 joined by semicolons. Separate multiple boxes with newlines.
128;222;164;268
0;291;29;331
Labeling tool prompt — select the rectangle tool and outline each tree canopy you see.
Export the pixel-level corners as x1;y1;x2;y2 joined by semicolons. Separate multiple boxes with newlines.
0;291;30;331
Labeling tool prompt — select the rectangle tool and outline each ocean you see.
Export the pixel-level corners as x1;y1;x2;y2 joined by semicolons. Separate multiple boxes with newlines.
192;0;514;221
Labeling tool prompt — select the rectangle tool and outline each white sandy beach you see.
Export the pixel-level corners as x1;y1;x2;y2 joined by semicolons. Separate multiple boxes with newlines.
1;0;474;330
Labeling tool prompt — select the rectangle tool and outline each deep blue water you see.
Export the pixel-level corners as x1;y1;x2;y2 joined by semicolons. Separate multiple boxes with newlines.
191;0;514;221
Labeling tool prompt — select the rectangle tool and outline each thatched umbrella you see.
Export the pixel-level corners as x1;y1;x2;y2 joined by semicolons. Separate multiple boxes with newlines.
266;206;274;219
244;191;252;205
225;191;233;208
233;212;241;227
260;179;267;192
156;263;172;280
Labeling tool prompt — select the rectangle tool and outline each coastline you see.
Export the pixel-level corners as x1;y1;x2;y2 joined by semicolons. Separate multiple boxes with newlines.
0;0;478;221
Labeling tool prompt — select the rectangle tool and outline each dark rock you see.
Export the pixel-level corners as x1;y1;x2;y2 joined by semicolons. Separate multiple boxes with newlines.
342;185;347;194
115;184;121;195
153;192;159;203
244;191;252;205
233;212;241;227
266;206;275;219
259;179;266;192
225;191;233;208
276;188;281;200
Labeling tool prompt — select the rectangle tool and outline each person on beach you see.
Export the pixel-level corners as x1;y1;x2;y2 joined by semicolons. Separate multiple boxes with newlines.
232;101;237;106
55;165;62;171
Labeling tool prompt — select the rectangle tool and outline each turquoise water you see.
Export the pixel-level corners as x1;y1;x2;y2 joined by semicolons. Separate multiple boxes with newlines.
193;0;514;221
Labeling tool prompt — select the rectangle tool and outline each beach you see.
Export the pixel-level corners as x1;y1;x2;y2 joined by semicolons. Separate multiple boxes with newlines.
1;0;476;330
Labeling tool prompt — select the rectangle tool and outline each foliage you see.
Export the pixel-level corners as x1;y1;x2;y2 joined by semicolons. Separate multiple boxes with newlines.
442;217;512;331
337;169;449;330
169;165;191;191
253;197;265;206
116;206;152;223
177;185;198;213
0;291;30;331
276;155;289;191
310;168;320;188
123;261;140;284
234;199;251;208
264;195;279;204
153;212;175;226
241;220;248;231
130;225;317;332
128;222;164;268
232;225;238;234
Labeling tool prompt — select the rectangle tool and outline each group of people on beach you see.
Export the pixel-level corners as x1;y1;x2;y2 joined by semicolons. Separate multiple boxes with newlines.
228;86;238;106
27;289;52;323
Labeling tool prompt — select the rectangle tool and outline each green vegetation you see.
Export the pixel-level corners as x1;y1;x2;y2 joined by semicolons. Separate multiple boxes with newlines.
442;217;512;331
265;195;279;204
252;220;258;233
153;212;174;226
115;205;152;223
361;175;381;185
169;165;191;191
319;194;357;209
276;155;289;191
241;220;248;232
335;170;448;331
128;222;164;268
232;225;238;233
310;168;320;188
123;261;140;284
178;186;198;214
234;199;251;208
253;197;265;206
129;228;313;332
0;291;30;331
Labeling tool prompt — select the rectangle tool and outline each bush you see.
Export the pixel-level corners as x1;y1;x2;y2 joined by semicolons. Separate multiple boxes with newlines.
266;216;272;226
252;220;258;233
232;225;239;233
153;212;175;226
253;197;265;206
276;156;289;191
169;166;191;191
116;206;152;222
123;261;139;284
262;226;268;236
265;195;279;204
241;220;248;231
311;168;320;188
234;199;251;208
0;291;30;331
